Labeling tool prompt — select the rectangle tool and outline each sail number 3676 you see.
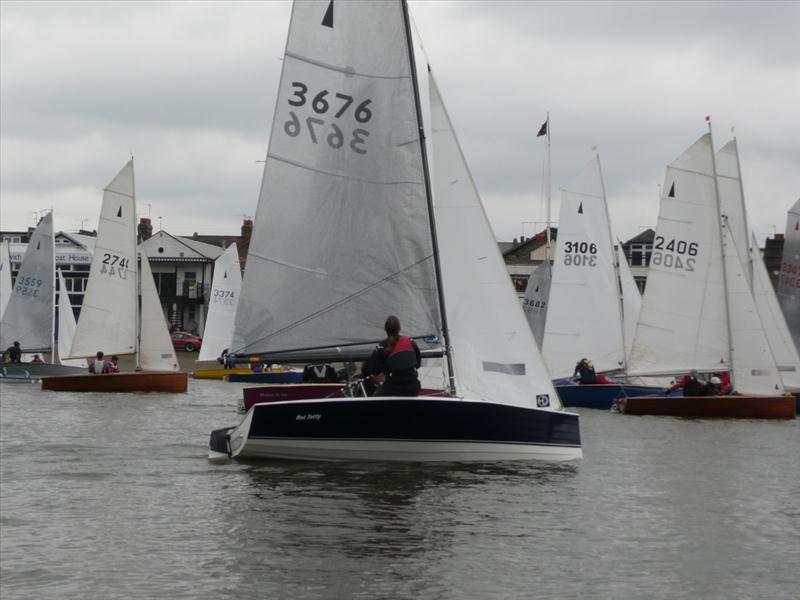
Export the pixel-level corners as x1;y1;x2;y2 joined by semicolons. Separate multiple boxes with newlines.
285;82;372;154
651;236;698;272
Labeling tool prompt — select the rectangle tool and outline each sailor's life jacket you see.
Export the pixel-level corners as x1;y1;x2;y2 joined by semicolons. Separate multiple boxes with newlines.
303;363;339;383
384;336;421;386
683;377;704;396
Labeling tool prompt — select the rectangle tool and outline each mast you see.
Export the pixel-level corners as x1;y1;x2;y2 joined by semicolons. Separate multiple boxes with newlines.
131;158;141;370
49;212;56;364
708;120;735;388
545;112;551;255
401;0;456;395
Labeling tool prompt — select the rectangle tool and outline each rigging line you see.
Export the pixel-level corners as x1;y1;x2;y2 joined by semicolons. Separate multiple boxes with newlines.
240;254;435;350
284;51;413;81
266;153;425;188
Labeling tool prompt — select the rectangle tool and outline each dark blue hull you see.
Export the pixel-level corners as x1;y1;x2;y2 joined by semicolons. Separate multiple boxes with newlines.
225;371;305;384
555;381;670;409
210;397;582;462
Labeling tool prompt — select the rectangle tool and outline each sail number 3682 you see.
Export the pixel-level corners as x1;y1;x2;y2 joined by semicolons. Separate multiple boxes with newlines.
285;82;372;155
651;236;698;272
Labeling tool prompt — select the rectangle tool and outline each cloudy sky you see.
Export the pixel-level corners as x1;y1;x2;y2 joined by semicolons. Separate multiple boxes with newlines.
2;1;798;246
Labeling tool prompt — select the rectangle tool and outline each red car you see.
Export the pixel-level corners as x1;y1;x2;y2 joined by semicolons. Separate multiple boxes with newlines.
171;331;202;352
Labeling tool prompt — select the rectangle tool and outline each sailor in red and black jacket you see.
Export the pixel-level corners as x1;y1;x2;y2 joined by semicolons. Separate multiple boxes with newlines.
366;315;422;397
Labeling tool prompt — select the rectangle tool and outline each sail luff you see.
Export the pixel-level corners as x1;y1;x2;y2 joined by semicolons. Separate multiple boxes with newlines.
0;240;11;319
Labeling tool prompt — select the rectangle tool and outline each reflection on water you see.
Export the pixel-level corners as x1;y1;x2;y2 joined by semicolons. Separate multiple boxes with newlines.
1;379;798;600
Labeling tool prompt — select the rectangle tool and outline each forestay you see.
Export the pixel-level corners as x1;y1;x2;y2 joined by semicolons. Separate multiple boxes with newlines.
777;198;800;352
198;243;242;362
429;74;562;411
139;248;179;371
0;212;54;352
57;269;87;368
67;161;138;359
628;134;728;376
542;156;626;378
233;0;440;357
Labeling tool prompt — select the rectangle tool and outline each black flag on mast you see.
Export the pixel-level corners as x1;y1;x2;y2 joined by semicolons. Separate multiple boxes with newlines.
322;0;334;28
536;120;548;137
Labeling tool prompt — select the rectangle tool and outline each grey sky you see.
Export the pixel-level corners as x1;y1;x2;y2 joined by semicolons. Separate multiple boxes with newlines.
1;0;798;245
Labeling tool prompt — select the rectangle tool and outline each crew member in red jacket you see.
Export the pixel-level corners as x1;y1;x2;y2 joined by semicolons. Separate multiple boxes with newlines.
367;315;421;397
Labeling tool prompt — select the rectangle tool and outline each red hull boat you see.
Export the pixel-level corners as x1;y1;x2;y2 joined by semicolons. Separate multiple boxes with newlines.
41;371;188;393
615;395;795;419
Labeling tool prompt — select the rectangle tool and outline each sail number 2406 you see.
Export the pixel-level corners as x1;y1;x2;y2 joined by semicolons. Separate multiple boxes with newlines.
651;236;698;272
284;82;372;154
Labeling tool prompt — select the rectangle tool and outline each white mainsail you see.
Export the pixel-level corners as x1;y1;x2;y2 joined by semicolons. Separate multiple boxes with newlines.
628;134;729;376
56;269;88;368
139;248;179;371
0;212;55;352
777;198;800;352
198;243;242;362
429;73;562;410
0;240;12;319
618;244;642;364
521;259;551;348
750;233;800;389
232;0;440;358
542;156;626;378
67;161;138;359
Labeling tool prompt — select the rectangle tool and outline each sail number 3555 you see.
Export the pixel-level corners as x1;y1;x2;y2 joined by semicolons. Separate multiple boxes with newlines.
651;236;698;272
285;82;372;154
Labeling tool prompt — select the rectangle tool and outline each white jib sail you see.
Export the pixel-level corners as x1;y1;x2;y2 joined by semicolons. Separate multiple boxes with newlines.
542;156;626;378
628;134;729;377
198;243;242;362
57;269;87;368
0;212;55;352
777;198;800;352
716;139;751;284
67;161;138;359
139;248;179;371
618;244;642;364
0;240;12;319
521;259;551;349
751;233;800;389
723;227;784;394
232;0;441;357
429;73;562;411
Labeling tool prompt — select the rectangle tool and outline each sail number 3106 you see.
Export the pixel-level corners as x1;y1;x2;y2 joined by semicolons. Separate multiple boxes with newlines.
285;82;372;154
651;236;698;272
563;241;598;267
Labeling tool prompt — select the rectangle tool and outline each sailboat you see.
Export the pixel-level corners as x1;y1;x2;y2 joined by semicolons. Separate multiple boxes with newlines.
56;269;87;369
208;0;581;462
197;243;241;364
618;128;794;419
0;213;85;380
41;160;187;393
540;155;664;408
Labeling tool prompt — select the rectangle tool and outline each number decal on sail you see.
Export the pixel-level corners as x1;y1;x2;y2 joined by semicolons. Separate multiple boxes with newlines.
522;298;546;312
651;236;698;272
212;289;236;305
100;253;130;279
283;82;373;154
14;275;43;297
562;240;598;267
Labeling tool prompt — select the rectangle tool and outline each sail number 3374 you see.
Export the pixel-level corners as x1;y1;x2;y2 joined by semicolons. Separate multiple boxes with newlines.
284;82;372;155
651;236;698;272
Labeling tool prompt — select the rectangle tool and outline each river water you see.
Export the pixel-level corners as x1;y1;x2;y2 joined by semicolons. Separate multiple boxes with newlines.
1;374;798;600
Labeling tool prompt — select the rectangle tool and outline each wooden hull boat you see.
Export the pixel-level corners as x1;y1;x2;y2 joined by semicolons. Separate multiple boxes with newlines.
615;395;795;419
41;371;188;393
192;368;255;380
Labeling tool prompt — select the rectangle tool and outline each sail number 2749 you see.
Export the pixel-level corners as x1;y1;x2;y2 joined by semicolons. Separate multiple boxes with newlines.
100;253;130;279
284;82;372;155
651;236;698;272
